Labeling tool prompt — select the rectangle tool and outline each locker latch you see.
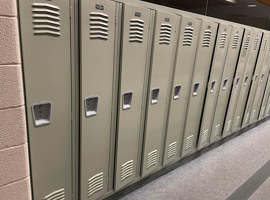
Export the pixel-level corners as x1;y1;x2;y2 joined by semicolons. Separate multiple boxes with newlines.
173;85;181;100
85;96;98;117
123;92;133;110
193;83;199;96
210;81;215;93
151;88;160;104
32;101;52;127
222;79;228;90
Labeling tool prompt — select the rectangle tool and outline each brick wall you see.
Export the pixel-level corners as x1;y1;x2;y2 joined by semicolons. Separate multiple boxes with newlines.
0;0;31;199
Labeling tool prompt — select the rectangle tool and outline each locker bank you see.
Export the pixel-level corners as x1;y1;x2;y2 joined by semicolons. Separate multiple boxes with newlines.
2;0;269;199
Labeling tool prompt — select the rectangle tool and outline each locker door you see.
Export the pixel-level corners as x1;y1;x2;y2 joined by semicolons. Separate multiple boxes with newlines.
210;27;244;144
259;73;270;120
223;29;254;137
18;0;73;199
180;20;218;156
197;24;232;150
163;15;201;165
80;0;121;199
114;4;154;190
141;11;180;177
264;80;270;117
249;38;270;124
231;31;262;132
242;34;269;127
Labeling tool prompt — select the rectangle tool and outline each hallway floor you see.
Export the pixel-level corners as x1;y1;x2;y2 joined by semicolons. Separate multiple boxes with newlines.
120;120;270;200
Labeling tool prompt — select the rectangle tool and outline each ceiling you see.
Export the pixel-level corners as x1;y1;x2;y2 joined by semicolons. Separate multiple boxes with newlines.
142;0;270;30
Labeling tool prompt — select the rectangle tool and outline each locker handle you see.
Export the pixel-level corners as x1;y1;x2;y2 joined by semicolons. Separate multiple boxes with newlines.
85;96;98;117
32;101;52;127
193;83;199;96
222;79;228;90
151;88;160;104
235;77;240;88
173;85;181;100
210;81;215;93
123;92;133;110
244;76;249;86
254;75;258;83
261;74;264;82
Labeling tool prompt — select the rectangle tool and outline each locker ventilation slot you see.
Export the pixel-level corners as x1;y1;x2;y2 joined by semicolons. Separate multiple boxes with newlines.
121;160;133;181
167;142;177;158
159;23;172;45
89;12;109;40
201;130;208;144
147;150;158;169
263;39;267;50
88;172;103;197
244;35;251;49
183;27;193;46
232;34;240;49
185;135;193;150
214;125;220;137
32;3;61;36
226;120;232;132
219;32;227;48
44;188;65;200
129;19;144;43
253;37;259;50
202;30;212;47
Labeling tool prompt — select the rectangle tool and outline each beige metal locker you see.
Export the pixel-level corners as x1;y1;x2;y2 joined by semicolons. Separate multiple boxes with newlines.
210;27;244;144
18;0;73;199
114;4;154;190
197;24;233;149
264;82;270;117
180;20;218;155
259;73;270;120
231;30;262;132
242;34;270;127
249;37;270;124
163;15;201;165
80;0;121;199
223;29;254;137
141;11;180;177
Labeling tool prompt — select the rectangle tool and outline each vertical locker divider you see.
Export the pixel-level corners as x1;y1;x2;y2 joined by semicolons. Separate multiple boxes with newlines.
222;29;254;137
231;31;262;132
197;23;233;150
210;26;244;144
242;33;269;128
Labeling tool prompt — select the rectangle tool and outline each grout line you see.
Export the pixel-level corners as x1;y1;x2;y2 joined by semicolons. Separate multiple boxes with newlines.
0;176;30;188
0;105;25;111
0;63;21;66
0;143;28;152
0;15;17;19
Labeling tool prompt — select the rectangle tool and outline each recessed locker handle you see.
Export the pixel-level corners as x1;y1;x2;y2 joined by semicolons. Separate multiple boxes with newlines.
173;85;181;100
192;83;199;96
244;76;249;86
253;75;258;83
151;88;160;104
210;81;215;93
261;74;265;83
235;77;240;88
122;91;133;110
32;101;52;127
222;79;228;90
85;96;98;117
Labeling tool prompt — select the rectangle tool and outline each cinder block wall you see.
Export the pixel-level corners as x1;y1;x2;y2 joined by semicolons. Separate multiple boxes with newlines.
0;0;32;199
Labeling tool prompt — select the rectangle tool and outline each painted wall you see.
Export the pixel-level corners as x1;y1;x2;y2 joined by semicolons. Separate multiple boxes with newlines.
0;0;31;199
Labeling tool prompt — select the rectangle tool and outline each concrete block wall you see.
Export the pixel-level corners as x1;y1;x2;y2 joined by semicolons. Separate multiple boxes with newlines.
0;0;32;199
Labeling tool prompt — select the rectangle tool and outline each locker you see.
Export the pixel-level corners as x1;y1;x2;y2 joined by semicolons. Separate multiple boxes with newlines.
210;27;244;144
222;29;254;137
249;36;270;124
231;30;262;132
242;33;270;127
114;4;154;190
264;80;270;117
197;24;233;149
163;15;201;165
18;0;73;199
180;20;218;155
80;0;121;199
259;73;270;120
141;11;180;177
